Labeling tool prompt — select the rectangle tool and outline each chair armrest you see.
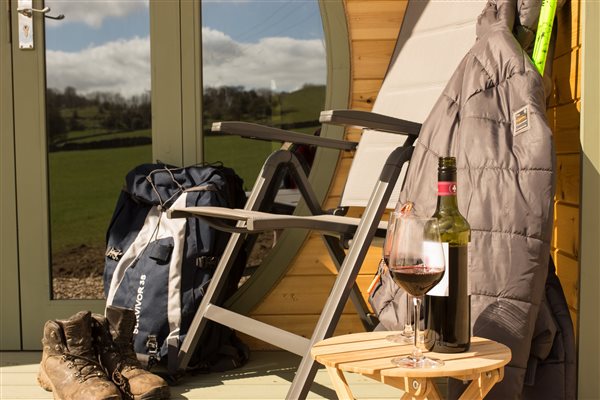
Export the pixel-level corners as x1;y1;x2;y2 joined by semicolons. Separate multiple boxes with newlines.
168;206;388;235
212;121;358;151
319;110;421;137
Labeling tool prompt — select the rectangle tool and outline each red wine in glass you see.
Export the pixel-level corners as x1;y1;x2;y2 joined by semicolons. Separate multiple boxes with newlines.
389;265;444;297
383;205;415;343
388;216;446;368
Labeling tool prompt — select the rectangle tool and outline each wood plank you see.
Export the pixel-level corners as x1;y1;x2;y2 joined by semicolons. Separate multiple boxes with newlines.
252;275;351;314
286;236;339;275
553;203;580;258
0;350;406;399
350;79;383;109
554;0;581;58
548;101;581;154
323;195;341;210
552;250;580;312
351;100;376;111
555;153;581;204
328;157;352;196
550;49;581;106
239;314;366;350
346;1;407;41
252;274;377;315
313;334;510;379
288;236;380;276
345;128;362;142
352;40;397;80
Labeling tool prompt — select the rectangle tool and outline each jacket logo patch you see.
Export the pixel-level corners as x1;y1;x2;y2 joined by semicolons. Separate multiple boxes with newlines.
513;105;530;135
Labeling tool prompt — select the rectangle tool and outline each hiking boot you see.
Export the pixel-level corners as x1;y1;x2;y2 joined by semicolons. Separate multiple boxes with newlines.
37;311;122;400
92;306;170;400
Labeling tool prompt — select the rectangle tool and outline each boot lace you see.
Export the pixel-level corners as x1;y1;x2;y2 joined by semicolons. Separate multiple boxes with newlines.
114;342;143;371
112;366;133;399
99;337;141;372
61;352;106;383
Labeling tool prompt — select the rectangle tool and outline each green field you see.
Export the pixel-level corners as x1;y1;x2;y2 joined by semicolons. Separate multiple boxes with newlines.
49;137;275;253
49;84;325;256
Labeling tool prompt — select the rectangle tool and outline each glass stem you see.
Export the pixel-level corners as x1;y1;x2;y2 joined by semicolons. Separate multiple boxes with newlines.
404;293;413;334
412;296;423;360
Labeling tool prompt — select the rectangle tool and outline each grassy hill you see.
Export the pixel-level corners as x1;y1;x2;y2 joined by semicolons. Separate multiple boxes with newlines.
48;84;326;276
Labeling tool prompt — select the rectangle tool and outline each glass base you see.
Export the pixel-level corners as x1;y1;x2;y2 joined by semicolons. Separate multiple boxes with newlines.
386;331;413;343
391;355;444;368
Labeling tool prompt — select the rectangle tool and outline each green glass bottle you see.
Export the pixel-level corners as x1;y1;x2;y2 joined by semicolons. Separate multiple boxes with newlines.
424;157;471;353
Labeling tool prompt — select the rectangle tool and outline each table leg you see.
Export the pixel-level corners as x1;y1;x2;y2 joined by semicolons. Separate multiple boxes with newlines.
399;377;440;400
458;368;503;399
326;366;355;400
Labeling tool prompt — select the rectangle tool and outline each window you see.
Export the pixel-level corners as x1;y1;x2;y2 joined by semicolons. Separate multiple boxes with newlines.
201;0;326;190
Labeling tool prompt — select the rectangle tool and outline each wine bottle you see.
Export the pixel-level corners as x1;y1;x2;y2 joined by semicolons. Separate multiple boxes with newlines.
424;157;471;353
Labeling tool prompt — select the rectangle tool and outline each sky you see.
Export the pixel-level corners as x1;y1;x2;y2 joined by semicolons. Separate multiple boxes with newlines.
45;0;326;97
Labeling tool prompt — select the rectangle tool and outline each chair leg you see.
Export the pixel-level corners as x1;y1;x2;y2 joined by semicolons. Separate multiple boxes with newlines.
177;151;294;372
287;146;413;399
287;179;396;399
322;234;376;331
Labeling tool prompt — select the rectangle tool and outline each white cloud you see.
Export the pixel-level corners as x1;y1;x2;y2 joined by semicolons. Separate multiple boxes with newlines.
202;27;326;91
46;27;326;97
47;0;148;28
46;36;150;97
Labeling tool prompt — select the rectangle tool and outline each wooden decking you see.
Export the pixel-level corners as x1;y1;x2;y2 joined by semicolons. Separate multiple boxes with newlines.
0;351;406;399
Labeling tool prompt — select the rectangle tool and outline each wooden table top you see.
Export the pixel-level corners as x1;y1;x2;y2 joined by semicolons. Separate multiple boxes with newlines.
311;332;511;379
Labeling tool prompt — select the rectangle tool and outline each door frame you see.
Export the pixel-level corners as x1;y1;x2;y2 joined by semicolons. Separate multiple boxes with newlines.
578;1;600;397
1;0;21;350
10;0;106;349
1;0;191;350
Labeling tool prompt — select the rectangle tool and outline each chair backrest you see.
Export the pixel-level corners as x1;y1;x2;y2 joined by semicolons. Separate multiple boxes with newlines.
340;0;486;209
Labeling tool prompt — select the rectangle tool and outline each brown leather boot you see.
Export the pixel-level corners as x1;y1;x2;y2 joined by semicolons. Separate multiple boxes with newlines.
37;311;122;400
92;306;170;400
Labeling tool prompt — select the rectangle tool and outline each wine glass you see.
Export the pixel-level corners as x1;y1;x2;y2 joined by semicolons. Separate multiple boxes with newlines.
388;216;445;368
383;207;413;343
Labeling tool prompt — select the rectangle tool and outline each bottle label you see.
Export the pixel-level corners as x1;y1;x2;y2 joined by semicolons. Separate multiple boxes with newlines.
438;181;457;196
428;245;468;297
427;242;449;296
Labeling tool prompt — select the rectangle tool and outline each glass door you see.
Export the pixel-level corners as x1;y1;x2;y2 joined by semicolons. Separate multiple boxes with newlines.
44;1;152;300
9;0;154;349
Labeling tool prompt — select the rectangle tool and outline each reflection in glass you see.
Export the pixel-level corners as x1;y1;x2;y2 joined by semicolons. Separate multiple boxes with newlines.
45;0;151;299
201;0;326;190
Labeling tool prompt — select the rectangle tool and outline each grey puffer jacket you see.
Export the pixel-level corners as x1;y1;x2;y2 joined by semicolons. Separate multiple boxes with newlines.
370;1;575;398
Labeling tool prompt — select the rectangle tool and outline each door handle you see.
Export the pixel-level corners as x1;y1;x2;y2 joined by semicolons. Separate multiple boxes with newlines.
17;6;64;20
17;0;64;50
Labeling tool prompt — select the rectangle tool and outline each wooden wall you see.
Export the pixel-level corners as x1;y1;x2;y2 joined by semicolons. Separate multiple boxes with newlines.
241;0;409;350
548;0;582;334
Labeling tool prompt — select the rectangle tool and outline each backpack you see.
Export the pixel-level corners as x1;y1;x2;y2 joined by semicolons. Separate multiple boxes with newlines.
103;163;249;373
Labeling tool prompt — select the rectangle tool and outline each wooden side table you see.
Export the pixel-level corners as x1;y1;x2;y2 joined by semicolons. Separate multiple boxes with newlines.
311;332;511;400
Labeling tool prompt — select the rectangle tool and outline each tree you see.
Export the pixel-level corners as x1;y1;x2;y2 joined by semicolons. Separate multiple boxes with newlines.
46;105;67;144
69;110;85;131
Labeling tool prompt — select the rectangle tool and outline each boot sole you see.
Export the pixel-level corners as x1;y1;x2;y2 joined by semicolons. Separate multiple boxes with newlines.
134;385;171;400
37;364;55;394
38;363;122;400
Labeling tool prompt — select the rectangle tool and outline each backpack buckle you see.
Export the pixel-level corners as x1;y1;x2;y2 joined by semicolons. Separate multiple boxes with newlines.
146;335;159;367
105;247;123;261
196;256;219;269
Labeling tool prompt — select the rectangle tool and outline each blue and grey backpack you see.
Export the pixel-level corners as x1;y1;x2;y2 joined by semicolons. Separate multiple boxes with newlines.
103;163;249;373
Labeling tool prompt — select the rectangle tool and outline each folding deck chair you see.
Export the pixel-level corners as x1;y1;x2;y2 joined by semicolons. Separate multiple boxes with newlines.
168;1;485;398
